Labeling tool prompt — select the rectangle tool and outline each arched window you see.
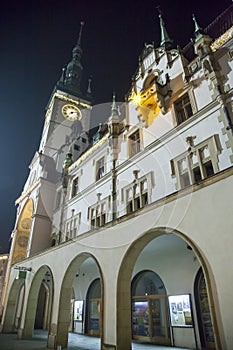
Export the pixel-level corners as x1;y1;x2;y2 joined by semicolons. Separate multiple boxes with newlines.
132;270;166;296
86;278;101;336
194;268;216;348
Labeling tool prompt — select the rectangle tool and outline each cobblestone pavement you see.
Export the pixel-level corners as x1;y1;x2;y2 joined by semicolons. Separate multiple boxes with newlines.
0;330;191;350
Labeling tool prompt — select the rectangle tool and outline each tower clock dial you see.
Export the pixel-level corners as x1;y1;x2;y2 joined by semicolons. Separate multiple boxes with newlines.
62;104;82;121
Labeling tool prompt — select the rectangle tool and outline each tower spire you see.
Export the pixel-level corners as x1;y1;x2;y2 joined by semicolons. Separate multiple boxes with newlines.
59;21;85;97
77;21;84;46
158;9;173;50
192;14;203;41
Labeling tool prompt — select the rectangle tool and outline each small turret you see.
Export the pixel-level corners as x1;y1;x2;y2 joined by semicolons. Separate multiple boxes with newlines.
108;93;124;138
192;14;212;58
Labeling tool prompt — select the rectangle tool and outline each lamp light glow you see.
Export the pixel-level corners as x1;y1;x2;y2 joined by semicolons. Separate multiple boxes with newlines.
131;93;141;105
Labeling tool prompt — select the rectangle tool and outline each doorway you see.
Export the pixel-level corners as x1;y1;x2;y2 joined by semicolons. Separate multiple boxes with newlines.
131;270;170;345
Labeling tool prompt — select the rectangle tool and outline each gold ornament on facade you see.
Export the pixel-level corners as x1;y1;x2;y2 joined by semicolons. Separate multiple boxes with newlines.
211;26;233;52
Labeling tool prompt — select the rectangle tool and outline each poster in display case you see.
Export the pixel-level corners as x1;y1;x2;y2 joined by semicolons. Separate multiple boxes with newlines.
132;300;150;336
74;300;83;321
168;294;193;327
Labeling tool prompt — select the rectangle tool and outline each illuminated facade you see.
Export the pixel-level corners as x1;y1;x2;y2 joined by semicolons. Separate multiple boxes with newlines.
1;5;233;350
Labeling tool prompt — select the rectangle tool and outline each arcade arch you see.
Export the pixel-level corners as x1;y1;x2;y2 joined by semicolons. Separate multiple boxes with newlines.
2;278;25;333
56;253;103;349
20;265;53;339
117;228;221;350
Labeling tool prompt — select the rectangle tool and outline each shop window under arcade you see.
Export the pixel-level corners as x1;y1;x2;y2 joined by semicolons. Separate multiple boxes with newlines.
194;268;216;348
86;278;101;336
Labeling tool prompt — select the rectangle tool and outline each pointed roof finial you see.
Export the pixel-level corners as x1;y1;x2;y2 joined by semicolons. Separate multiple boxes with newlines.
86;76;93;99
158;9;173;49
77;21;85;47
111;92;117;112
59;67;66;83
192;14;203;41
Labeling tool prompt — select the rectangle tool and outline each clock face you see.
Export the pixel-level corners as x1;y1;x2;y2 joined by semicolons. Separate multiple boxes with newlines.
62;104;82;121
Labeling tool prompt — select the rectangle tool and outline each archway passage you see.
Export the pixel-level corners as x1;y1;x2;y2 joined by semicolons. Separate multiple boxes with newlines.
131;270;170;344
21;266;53;339
12;199;34;264
56;254;102;349
35;280;51;330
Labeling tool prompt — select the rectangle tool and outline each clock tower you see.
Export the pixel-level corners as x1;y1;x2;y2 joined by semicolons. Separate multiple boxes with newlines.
38;21;92;174
9;22;93;262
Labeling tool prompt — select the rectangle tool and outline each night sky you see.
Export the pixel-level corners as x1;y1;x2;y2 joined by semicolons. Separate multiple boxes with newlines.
0;0;231;254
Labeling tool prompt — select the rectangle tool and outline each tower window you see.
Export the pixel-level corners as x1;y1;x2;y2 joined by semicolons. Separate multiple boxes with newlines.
174;93;193;125
71;177;79;198
96;157;105;181
74;144;80;151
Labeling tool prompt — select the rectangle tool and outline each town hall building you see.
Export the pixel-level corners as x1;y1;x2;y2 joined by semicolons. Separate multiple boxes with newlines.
1;4;233;350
